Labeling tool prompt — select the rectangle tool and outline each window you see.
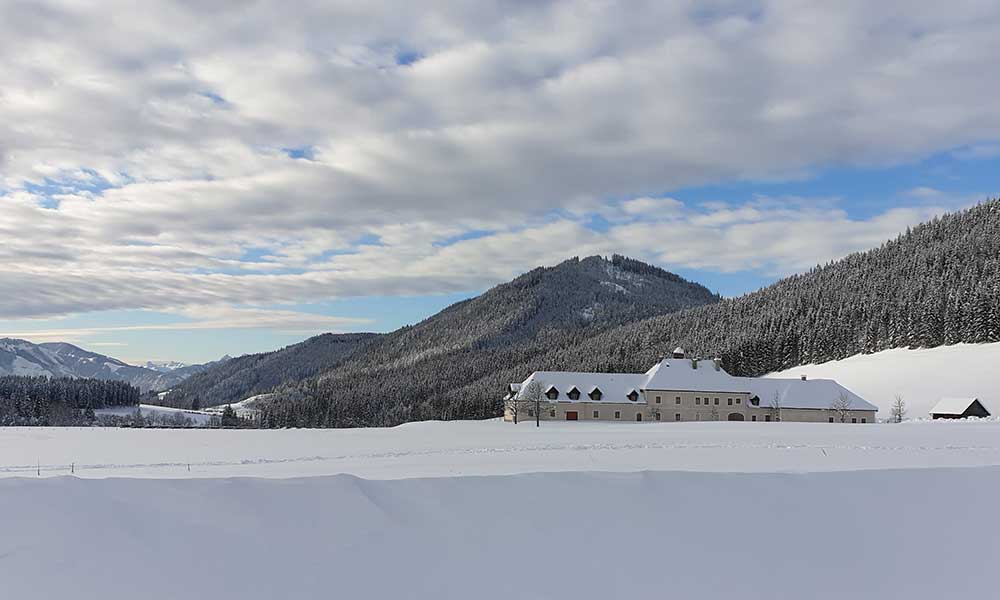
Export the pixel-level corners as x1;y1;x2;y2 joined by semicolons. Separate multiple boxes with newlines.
549;409;556;418
675;413;681;421
589;388;603;402
655;395;661;404
545;387;559;401
852;418;857;424
593;410;599;419
861;418;867;423
714;398;720;405
528;409;534;417
727;398;733;406
614;411;621;420
736;398;741;404
567;387;580;401
751;415;757;421
675;396;681;404
655;412;661;421
627;390;639;402
765;415;771;422
828;417;834;423
695;397;701;405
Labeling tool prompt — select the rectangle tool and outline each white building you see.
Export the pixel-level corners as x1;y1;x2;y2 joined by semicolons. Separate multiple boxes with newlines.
505;348;877;424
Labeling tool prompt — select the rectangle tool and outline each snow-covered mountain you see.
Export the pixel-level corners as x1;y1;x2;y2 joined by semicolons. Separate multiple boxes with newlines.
767;342;1000;420
0;338;221;392
144;360;191;373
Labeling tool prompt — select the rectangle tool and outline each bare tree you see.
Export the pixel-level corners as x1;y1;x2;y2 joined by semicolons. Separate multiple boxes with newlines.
506;380;545;426
768;391;782;422
830;393;852;423
890;394;906;423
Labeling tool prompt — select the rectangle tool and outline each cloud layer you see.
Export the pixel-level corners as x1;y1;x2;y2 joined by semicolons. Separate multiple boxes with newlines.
2;0;999;321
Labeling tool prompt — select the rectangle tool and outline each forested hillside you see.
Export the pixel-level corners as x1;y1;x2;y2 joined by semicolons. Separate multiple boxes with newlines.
0;376;140;426
253;255;721;426
158;333;379;409
255;199;1000;428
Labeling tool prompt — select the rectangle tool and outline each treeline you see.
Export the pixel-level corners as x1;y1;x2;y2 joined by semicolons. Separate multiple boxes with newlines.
0;376;140;426
255;199;1000;428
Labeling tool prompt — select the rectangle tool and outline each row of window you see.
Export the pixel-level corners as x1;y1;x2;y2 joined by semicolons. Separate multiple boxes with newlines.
526;410;868;424
653;395;742;406
544;387;638;402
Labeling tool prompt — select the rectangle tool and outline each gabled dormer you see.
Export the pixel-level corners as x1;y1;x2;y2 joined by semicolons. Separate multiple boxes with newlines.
589;386;603;402
567;386;581;401
545;385;559;401
627;389;639;402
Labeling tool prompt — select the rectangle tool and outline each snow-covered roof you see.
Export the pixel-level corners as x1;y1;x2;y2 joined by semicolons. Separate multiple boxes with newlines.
744;378;878;411
517;371;648;404
514;358;878;412
930;397;986;416
643;358;746;393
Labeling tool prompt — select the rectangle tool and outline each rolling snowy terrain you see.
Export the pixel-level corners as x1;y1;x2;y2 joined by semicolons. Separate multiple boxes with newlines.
2;421;1000;600
768;342;1000;418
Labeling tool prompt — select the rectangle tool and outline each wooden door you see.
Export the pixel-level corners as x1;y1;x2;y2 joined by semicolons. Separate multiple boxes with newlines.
565;411;578;421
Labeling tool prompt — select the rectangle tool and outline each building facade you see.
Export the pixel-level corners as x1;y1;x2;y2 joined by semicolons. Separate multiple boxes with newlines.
504;348;878;424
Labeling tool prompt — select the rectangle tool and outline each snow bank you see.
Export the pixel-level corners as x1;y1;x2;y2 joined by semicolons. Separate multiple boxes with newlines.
5;419;1000;479
768;342;1000;418
2;467;998;600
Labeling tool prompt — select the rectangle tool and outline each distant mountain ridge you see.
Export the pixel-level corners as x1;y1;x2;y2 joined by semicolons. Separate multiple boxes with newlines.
158;255;720;416
0;339;222;392
157;333;380;409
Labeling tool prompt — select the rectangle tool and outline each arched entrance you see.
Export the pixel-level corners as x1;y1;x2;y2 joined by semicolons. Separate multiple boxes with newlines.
727;413;745;421
636;413;642;422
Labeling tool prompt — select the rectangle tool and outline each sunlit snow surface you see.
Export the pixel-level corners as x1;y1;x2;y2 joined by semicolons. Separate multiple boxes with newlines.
768;341;1000;417
3;420;1000;599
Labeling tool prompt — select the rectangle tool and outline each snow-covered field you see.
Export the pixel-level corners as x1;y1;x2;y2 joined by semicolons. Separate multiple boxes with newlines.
768;341;1000;417
4;420;1000;599
4;419;1000;479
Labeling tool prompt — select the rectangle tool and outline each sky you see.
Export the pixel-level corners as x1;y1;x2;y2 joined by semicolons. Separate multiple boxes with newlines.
2;1;1000;364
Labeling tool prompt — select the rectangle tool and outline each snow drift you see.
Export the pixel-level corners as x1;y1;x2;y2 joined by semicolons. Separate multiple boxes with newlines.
2;467;998;600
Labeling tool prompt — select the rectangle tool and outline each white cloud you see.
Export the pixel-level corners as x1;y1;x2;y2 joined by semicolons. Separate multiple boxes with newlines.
1;1;999;320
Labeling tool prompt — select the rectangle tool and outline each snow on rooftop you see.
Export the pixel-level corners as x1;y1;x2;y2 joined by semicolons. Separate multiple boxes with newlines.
744;378;877;411
516;358;878;411
518;371;648;404
643;358;745;393
930;397;984;416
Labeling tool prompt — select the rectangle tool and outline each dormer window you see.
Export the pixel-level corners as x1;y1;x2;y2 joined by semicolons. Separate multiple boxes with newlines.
545;386;559;401
627;389;639;402
589;387;603;402
567;387;581;401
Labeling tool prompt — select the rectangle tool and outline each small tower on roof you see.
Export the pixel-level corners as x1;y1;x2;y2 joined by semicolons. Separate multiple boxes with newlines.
672;347;685;359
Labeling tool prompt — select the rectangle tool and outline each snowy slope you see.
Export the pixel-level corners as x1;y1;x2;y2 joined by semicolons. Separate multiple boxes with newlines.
5;419;1000;479
2;467;999;600
767;342;1000;418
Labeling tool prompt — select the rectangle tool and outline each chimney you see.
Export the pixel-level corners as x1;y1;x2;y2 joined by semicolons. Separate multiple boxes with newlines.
672;346;685;359
713;358;721;371
800;374;807;381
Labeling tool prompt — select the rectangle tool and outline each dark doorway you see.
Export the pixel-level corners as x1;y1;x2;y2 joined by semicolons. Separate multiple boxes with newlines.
727;413;744;421
636;413;642;422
